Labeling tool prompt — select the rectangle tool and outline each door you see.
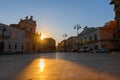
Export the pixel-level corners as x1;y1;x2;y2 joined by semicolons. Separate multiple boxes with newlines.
0;41;4;53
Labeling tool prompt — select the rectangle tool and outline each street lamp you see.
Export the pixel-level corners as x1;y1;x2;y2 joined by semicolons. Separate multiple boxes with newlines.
63;33;68;40
74;24;81;51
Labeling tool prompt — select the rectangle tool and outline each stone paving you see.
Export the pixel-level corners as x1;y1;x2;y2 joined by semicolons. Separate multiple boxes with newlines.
0;52;120;80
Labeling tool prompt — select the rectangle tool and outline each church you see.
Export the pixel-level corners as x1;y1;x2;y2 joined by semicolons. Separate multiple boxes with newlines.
0;16;41;54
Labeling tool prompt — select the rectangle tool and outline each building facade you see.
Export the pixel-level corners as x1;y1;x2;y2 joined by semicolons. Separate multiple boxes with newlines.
0;16;41;54
57;42;62;52
110;0;120;50
40;38;56;52
0;23;25;53
57;36;77;52
78;26;99;51
58;21;118;52
57;40;67;52
78;21;118;52
66;36;77;52
16;16;41;52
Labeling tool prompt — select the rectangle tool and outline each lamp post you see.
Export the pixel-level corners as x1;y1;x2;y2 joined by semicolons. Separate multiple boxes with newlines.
74;24;81;51
63;33;68;40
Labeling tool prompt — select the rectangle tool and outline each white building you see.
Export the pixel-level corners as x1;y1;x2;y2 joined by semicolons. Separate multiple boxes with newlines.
78;22;118;52
78;26;99;51
0;23;25;53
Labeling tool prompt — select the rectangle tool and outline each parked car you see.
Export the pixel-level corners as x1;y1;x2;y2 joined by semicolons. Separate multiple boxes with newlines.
85;48;91;52
96;48;109;53
79;49;85;52
72;49;79;52
79;48;92;52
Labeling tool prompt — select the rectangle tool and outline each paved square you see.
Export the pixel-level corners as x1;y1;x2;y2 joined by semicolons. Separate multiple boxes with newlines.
0;53;120;80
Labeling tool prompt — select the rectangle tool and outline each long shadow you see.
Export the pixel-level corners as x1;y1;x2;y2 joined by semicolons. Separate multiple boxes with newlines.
0;53;120;79
0;53;56;80
57;52;120;78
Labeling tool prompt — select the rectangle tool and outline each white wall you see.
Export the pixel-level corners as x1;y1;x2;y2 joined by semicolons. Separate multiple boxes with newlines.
0;23;25;53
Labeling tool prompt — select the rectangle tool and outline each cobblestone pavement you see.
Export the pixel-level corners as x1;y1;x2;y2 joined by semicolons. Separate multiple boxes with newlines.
0;52;120;80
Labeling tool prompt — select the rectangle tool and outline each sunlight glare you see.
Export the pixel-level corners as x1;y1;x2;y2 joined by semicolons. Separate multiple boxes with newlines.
41;34;46;40
39;59;45;72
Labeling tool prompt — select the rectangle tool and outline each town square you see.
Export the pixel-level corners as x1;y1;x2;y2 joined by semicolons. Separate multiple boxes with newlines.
0;0;120;80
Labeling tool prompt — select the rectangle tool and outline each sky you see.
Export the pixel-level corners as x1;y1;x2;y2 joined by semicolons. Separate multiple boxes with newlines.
0;0;114;44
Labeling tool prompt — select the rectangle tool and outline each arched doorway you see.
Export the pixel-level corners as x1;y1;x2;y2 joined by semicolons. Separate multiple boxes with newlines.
0;41;5;53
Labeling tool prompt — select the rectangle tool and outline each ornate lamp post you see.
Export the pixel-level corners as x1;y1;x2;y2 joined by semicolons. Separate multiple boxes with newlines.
63;33;68;40
74;24;81;51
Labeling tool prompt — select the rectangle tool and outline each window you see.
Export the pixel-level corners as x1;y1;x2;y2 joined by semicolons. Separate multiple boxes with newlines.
8;44;11;50
94;34;97;40
113;33;116;38
81;39;83;43
89;36;92;41
15;45;17;50
21;45;24;50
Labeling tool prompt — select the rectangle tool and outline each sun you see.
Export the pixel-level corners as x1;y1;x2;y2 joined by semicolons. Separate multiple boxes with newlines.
40;34;46;40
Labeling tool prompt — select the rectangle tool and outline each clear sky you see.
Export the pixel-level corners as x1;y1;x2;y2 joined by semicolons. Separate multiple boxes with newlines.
0;0;114;44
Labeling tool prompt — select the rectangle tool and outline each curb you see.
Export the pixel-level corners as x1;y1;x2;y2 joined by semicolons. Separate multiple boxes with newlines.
110;52;120;54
